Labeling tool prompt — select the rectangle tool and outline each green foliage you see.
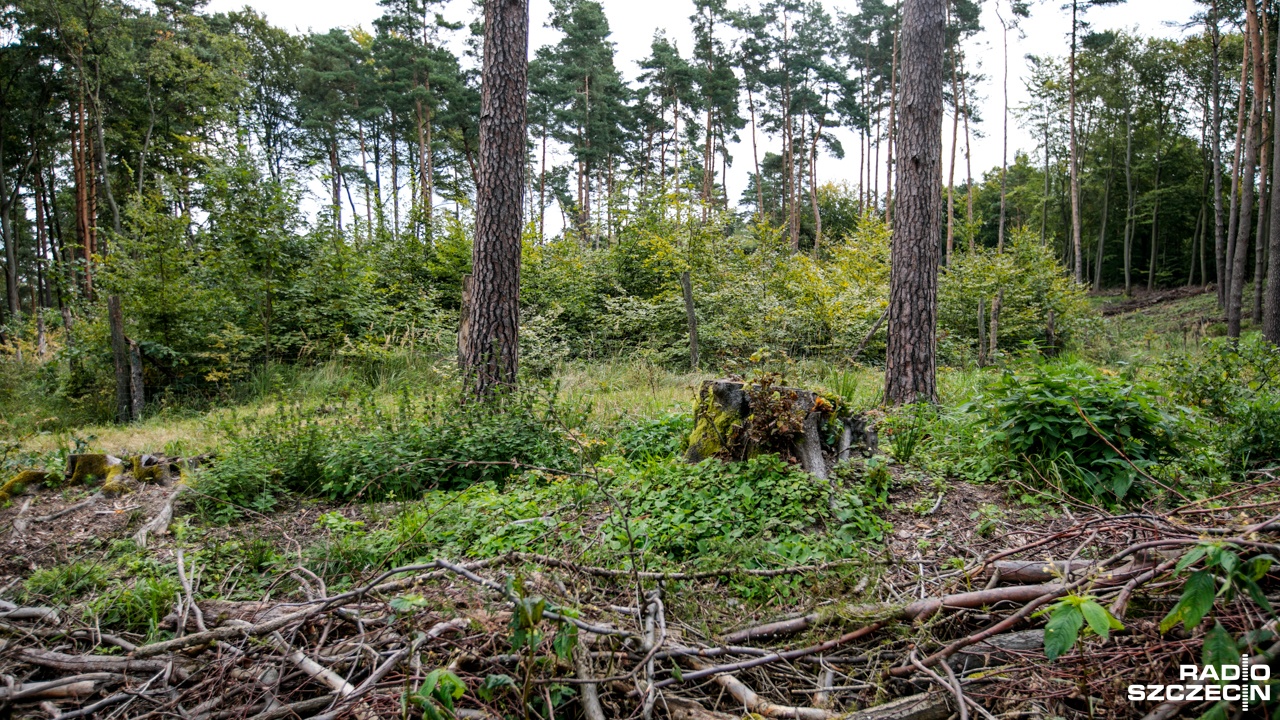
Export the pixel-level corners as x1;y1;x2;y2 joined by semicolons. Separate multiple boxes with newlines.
1037;594;1123;659
24;562;111;604
192;386;582;519
605;453;884;564
973;359;1179;504
409;669;467;720
881;403;934;464
938;228;1095;362
612;412;693;459
1161;543;1275;633
1163;336;1280;473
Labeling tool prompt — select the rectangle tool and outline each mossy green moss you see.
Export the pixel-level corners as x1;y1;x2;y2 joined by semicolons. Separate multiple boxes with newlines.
68;454;125;485
0;470;49;502
685;381;747;463
131;456;169;484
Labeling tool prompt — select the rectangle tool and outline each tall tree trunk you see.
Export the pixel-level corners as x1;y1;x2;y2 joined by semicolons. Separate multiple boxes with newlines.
680;270;699;369
330;137;342;231
748;84;764;220
1226;46;1251;301
1228;0;1267;338
1256;126;1272;320
92;92;121;239
1124;110;1135;296
997;8;1010;252
1068;0;1083;283
885;0;945;406
0;143;16;317
464;0;529;396
887;26;899;223
1257;8;1273;321
1147;157;1162;292
959;55;974;249
1042;117;1050;245
1095;144;1113;290
1263;15;1280;341
108;295;133;424
809;112;825;253
539;124;548;241
946;40;960;266
1211;1;1226;305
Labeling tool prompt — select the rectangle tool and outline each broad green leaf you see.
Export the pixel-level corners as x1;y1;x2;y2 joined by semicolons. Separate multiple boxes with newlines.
1080;600;1119;641
1161;570;1216;633
1202;624;1237;675
1043;604;1084;660
1175;545;1208;573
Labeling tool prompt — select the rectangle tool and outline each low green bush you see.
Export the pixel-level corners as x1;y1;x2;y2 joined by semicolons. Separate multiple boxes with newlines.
1163;336;1280;473
972;359;1179;505
604;454;887;564
612;412;693;459
193;386;583;520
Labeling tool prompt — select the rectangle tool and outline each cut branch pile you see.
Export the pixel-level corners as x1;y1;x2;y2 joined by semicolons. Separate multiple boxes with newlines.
3;492;1280;719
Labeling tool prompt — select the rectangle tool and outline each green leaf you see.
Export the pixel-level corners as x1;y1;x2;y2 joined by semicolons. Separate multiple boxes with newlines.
552;623;578;660
1202;623;1237;675
1043;604;1084;660
1080;600;1119;641
1175;545;1208;573
1161;570;1216;633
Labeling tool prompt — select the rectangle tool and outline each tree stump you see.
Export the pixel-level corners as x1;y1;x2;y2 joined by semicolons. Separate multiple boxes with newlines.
685;379;877;479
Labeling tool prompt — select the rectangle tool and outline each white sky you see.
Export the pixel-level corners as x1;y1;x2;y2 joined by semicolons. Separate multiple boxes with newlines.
205;0;1202;210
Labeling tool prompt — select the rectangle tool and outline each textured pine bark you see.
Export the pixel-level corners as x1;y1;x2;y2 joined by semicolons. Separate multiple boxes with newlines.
884;0;944;405
464;0;529;396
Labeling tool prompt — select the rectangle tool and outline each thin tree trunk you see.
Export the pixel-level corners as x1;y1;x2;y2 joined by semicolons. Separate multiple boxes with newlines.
108;295;132;424
1095;144;1113;290
1068;0;1083;283
997;8;1010;252
1147;157;1162;292
885;0;945;405
1226;44;1251;301
680;270;699;369
1042;117;1050;245
989;291;1002;361
887;26;899;223
748;84;764;221
946;41;960;266
1263;11;1280;341
1211;0;1226;304
809;111;825;253
1229;0;1267;338
1124;110;1135;296
464;0;529;396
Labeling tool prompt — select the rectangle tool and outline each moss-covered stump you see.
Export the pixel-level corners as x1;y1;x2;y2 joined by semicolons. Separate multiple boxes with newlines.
685;378;876;479
67;454;127;494
131;454;177;484
0;470;50;502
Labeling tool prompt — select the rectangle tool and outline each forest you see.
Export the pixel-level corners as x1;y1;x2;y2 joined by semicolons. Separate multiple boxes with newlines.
4;0;1280;717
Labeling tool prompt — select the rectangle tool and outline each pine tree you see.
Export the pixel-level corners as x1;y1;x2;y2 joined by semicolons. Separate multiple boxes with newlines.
885;0;945;405
463;0;528;396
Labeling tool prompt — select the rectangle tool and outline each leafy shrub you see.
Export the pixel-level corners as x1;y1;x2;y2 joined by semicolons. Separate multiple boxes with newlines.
612;412;693;459
604;454;884;564
1163;336;1280;472
193;386;582;520
938;229;1095;361
24;562;111;604
973;359;1179;504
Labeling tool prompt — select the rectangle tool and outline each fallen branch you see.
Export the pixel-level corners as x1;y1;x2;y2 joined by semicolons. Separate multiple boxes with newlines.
133;483;186;548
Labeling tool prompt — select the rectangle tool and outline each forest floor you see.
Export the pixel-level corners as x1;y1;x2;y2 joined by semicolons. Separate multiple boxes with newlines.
1;290;1277;720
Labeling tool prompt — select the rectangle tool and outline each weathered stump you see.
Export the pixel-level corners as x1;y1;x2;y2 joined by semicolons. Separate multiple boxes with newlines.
685;379;876;479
